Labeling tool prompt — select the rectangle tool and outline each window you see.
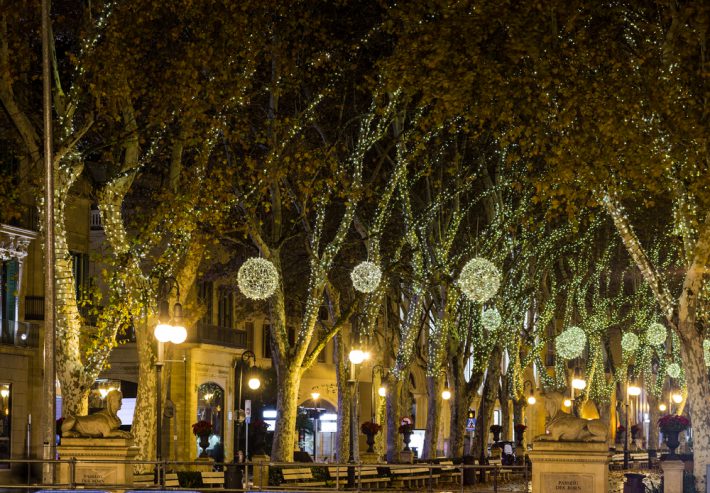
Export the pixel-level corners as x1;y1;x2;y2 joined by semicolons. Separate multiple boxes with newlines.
198;281;214;326
217;287;233;328
1;260;19;343
263;324;271;359
0;383;11;466
71;252;89;298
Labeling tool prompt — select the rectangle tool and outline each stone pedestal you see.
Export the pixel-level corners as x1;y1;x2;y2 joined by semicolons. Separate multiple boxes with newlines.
528;441;609;493
193;457;215;472
251;454;270;489
660;460;684;493
398;450;413;463
361;451;379;464
57;438;138;488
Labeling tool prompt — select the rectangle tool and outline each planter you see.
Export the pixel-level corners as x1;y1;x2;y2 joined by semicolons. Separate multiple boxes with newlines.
364;432;376;453
491;430;501;443
663;429;681;457
401;431;412;451
198;433;210;458
515;430;524;447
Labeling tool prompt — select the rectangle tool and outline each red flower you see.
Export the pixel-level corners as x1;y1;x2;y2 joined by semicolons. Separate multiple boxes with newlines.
361;421;382;435
398;423;414;434
192;420;213;436
658;415;690;432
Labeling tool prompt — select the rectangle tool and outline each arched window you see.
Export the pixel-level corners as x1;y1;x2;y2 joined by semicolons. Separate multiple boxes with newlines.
197;382;224;462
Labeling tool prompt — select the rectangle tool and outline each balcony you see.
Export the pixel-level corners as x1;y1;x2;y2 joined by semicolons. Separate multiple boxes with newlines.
0;319;39;348
194;323;247;349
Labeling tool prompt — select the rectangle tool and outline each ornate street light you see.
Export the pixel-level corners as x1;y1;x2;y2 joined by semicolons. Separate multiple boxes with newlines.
441;371;452;401
347;344;364;488
311;390;321;461
234;350;260;465
154;276;186;474
624;375;642;469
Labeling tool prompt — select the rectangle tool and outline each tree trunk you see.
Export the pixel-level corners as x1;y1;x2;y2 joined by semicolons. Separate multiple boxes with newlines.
385;373;402;463
474;347;502;463
422;375;440;459
500;378;510;441
647;393;659;453
271;364;301;461
335;334;350;462
679;330;710;491
130;319;158;469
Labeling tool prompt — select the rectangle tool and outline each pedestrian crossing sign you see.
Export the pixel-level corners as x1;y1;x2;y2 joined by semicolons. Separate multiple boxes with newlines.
466;417;476;432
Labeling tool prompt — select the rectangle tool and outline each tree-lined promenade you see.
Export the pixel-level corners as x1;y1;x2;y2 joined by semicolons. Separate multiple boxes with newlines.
0;0;707;490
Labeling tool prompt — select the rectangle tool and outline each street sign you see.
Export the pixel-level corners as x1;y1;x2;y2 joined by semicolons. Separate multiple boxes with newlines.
466;417;476;432
245;399;252;418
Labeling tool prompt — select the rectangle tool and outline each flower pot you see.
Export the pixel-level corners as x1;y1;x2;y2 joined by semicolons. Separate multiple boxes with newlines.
515;430;524;447
402;431;412;451
663;429;681;457
364;432;376;453
492;430;501;443
198;433;210;458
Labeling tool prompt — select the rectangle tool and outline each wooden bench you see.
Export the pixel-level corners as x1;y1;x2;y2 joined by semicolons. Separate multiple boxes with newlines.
437;461;462;484
488;459;512;482
133;473;156;487
327;466;391;488
610;453;626;470
630;452;649;469
280;467;326;488
200;471;223;488
390;466;440;488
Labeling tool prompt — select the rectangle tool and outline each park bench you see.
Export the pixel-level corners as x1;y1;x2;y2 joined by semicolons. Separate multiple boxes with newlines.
630;452;650;469
279;466;327;488
488;459;512;482
610;453;625;470
436;461;462;484
133;473;156;488
200;471;224;488
327;465;391;488
389;465;440;488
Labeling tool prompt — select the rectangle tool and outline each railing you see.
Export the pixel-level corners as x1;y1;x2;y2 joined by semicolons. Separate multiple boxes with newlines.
24;295;44;320
0;457;531;492
0;319;39;348
195;324;247;349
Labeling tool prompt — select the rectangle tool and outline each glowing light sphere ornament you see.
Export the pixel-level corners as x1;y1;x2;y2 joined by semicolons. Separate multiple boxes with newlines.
237;257;278;300
621;332;639;353
666;362;681;379
351;261;382;294
458;257;501;303
481;307;502;331
555;326;587;360
646;323;667;346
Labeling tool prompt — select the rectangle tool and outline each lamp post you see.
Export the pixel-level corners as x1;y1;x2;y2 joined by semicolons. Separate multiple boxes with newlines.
625;378;642;469
311;391;320;462
154;277;187;483
234;350;260;461
523;380;536;405
348;347;365;488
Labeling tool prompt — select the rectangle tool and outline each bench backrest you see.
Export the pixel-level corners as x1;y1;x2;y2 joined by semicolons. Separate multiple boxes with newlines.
282;468;315;481
165;473;180;488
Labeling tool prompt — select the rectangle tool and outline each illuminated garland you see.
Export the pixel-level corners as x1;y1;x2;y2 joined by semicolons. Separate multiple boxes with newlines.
621;332;639;353
666;362;681;379
237;257;278;300
481;307;502;331
458;257;501;303
351;261;382;293
645;323;667;346
555;326;587;360
704;340;710;367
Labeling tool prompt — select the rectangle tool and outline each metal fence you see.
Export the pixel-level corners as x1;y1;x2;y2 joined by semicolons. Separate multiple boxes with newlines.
0;458;531;493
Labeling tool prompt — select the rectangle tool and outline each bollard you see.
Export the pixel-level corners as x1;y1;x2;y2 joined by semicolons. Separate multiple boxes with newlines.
624;473;645;493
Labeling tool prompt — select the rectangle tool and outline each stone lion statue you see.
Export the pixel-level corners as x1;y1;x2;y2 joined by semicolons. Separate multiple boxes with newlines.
535;392;608;442
61;390;133;439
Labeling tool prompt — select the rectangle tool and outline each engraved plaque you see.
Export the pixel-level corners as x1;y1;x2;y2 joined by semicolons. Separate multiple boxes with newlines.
76;466;117;485
542;472;594;492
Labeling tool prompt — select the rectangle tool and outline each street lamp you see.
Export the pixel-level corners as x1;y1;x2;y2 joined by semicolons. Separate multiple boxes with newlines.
154;276;186;471
347;345;364;488
441;371;451;401
523;380;536;405
571;367;587;391
234;350;260;462
624;377;642;469
311;391;320;462
659;403;667;412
